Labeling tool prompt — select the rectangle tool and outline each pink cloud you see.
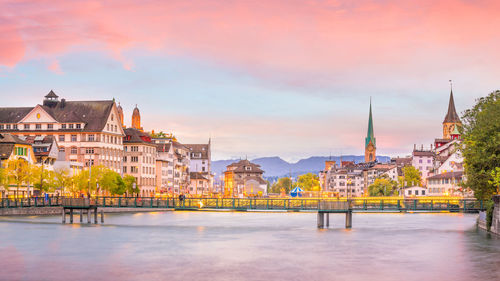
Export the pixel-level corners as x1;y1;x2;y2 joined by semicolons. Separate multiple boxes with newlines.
47;60;63;74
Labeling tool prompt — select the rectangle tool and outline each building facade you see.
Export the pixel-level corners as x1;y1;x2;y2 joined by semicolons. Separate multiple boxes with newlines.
224;159;267;197
0;91;125;173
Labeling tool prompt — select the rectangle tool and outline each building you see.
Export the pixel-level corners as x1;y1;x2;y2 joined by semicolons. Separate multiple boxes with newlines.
365;100;376;163
0;91;125;173
185;140;213;190
189;172;211;195
131;105;143;131
403;186;427;197
427;171;465;196
436;86;462;148
21;135;59;169
0;133;36;197
122;128;157;196
224;159;267;197
321;161;365;197
412;146;434;185
172;141;191;194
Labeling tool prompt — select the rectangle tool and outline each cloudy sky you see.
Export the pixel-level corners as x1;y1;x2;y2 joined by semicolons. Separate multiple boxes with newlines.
1;0;499;161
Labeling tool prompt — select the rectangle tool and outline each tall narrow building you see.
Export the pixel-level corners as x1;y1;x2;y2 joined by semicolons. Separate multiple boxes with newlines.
117;102;124;128
442;87;461;139
131;105;143;131
365;100;376;163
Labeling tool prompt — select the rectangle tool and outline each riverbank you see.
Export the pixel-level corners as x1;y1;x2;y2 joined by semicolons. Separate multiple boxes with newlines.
477;195;500;235
0;207;173;216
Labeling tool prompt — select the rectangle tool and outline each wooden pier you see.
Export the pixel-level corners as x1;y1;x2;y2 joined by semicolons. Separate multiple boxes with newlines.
61;198;103;224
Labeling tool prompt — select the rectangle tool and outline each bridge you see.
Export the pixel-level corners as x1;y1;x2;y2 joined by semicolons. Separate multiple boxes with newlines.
0;197;484;228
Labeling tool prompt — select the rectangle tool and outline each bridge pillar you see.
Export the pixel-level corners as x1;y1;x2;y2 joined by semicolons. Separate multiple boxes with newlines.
94;208;98;224
345;211;352;229
87;209;91;224
62;208;66;224
100;209;104;223
80;210;83;223
69;209;73;224
317;212;325;228
326;213;330;228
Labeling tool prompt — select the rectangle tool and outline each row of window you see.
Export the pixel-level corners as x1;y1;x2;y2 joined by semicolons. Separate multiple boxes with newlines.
407;190;426;195
0;123;82;130
14;147;29;156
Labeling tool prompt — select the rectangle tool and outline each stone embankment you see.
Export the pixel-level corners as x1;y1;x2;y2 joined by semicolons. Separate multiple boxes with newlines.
477;195;500;235
0;207;172;216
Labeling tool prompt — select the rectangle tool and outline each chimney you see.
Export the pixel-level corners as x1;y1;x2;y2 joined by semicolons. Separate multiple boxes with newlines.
60;98;66;108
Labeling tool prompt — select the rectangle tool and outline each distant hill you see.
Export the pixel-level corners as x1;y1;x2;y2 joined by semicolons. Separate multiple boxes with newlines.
212;155;390;180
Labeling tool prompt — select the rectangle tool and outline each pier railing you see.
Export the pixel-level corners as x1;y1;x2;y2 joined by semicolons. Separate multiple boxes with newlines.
0;197;484;212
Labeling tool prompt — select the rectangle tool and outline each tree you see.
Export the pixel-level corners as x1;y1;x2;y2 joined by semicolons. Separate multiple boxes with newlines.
5;158;31;197
54;168;72;196
402;166;422;187
270;177;293;194
99;170;126;195
368;176;398;196
462;91;500;200
489;167;500;195
0;167;7;197
31;165;57;194
73;165;107;196
123;175;139;196
296;173;320;191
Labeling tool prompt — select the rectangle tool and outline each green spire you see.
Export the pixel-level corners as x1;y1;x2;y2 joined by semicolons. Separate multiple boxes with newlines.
365;99;376;148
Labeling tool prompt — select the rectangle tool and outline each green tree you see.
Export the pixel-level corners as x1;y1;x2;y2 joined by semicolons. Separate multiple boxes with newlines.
402;166;422;187
5;158;31;197
123;175;139;196
99;170;126;195
296;173;320;191
73;165;107;196
31;165;57;194
0;167;7;197
462;91;500;200
488;167;500;195
54;168;72;196
270;177;293;194
368;176;398;196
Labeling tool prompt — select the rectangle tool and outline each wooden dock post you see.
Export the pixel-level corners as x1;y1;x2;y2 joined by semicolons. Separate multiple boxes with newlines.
326;213;330;228
100;209;104;223
94;208;98;224
317;212;324;228
80;210;83;223
69;209;73;224
62;208;66;224
87;209;91;224
345;211;352;229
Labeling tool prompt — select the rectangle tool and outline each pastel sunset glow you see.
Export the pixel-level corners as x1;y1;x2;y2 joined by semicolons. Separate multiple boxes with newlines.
1;0;499;160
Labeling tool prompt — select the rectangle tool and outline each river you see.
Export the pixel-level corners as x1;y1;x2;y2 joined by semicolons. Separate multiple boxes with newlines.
0;211;499;281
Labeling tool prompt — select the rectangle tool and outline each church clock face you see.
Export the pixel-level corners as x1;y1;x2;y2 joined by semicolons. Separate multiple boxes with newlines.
367;145;374;152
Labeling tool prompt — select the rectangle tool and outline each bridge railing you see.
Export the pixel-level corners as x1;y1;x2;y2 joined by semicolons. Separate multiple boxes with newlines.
0;197;63;208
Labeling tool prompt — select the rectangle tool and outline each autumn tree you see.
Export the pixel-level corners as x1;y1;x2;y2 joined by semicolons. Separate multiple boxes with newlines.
99;170;126;195
368;175;398;196
5;158;31;197
296;173;320;191
123;175;139;196
461;91;500;200
270;177;293;194
54;168;72;196
402;166;422;187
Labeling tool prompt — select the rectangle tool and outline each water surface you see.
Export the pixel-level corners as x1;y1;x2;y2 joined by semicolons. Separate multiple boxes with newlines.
0;211;499;281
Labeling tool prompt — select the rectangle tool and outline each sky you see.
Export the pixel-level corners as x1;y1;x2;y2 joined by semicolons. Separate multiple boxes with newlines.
1;0;499;162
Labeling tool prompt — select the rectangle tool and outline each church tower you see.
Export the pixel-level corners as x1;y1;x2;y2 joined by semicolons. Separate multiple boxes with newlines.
365;99;376;163
442;83;461;139
131;105;143;131
117;102;124;128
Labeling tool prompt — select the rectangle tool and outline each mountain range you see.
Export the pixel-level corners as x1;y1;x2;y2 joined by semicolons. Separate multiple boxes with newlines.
212;155;391;180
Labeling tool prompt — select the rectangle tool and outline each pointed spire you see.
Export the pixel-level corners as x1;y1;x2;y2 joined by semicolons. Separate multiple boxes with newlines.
443;80;460;123
365;98;376;148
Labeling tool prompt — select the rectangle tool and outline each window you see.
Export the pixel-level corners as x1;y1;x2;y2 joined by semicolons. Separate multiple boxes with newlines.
107;124;110;131
6;124;10;129
111;114;114;121
408;190;412;195
422;190;426;195
71;147;78;154
71;135;77;142
76;124;81;129
47;124;53;129
114;125;117;132
59;147;65;152
88;134;95;142
13;124;18;130
427;159;431;164
123;166;127;173
61;124;66;129
35;124;41;129
86;148;94;154
59;135;65;142
131;166;138;173
415;190;419;195
123;156;127;162
124;146;128;152
419;159;422;163
131;156;138;162
69;124;74;129
245;166;251;171
0;125;4;130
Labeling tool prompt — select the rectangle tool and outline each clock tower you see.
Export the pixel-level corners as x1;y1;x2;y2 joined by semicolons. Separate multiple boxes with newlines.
365;99;376;163
442;83;461;139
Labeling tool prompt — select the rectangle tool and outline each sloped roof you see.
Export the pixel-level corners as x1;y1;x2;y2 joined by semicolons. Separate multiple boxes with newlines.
443;90;461;123
413;150;434;157
427;171;463;180
156;143;172;152
184;143;209;159
190;172;209;180
0;133;30;159
226;159;264;173
124;128;154;145
0;100;115;132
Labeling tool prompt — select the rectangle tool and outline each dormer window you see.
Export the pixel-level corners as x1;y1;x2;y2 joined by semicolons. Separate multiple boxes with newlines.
61;124;66;129
24;124;30;130
36;124;41;129
245;166;252;171
76;124;81;129
47;124;53;129
69;124;74;129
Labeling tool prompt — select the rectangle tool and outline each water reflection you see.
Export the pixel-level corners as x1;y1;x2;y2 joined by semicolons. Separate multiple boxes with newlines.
0;212;499;281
